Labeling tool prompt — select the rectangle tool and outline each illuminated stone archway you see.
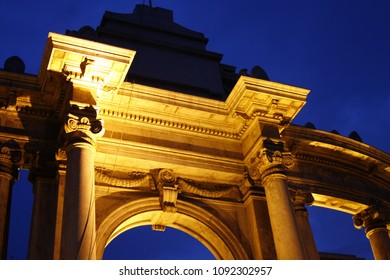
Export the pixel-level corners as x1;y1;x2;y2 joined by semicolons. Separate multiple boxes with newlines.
95;197;249;260
1;6;390;260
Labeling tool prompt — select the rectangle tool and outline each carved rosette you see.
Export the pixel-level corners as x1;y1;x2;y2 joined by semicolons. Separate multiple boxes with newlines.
249;145;294;184
0;140;21;178
353;205;387;233
64;106;105;147
157;169;180;213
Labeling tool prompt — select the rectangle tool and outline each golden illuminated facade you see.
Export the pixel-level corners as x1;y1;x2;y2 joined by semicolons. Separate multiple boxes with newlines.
0;5;389;260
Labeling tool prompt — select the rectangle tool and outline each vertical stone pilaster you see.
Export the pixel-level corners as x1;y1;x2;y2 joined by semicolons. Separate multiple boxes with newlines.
353;205;390;260
243;193;277;259
60;105;104;260
291;190;319;259
0;140;21;260
53;149;67;260
249;139;306;260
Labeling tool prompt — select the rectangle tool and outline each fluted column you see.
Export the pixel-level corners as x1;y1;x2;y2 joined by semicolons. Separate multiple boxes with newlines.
0;140;21;260
60;105;104;260
291;190;319;259
353;205;390;260
249;140;306;259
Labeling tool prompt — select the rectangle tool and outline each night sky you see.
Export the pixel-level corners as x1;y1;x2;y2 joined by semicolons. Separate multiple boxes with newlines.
2;0;390;260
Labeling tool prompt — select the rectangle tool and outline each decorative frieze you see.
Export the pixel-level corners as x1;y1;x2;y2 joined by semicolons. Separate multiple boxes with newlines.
96;167;241;201
95;169;151;189
178;178;241;201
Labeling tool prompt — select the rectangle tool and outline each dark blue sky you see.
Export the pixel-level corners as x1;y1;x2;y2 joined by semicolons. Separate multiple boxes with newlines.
2;0;390;260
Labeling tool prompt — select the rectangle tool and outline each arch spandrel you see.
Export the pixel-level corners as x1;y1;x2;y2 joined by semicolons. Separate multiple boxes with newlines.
95;196;250;260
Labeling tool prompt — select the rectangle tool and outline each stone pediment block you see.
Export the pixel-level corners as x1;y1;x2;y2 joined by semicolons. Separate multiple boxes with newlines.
40;33;136;104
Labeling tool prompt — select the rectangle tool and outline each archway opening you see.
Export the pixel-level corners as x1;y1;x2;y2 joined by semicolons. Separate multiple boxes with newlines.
102;225;215;260
7;170;33;260
96;198;248;260
308;206;373;259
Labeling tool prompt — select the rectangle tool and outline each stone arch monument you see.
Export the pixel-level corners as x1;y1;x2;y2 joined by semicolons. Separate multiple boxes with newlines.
0;5;389;260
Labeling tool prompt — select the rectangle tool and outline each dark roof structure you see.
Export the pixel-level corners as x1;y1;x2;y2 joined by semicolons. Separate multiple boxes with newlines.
67;4;240;100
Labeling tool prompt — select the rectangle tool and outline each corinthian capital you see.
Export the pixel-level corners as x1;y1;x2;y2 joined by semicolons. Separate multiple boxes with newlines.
249;139;294;181
353;205;386;232
64;105;105;147
291;190;314;213
0;139;21;178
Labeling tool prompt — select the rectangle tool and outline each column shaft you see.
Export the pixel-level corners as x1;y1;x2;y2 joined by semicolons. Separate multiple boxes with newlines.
28;177;59;259
367;228;390;260
292;191;319;259
263;174;306;259
295;210;319;259
61;143;96;259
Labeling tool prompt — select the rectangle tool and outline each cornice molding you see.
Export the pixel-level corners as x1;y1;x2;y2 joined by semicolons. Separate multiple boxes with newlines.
99;107;241;139
226;76;309;130
294;152;388;187
283;124;390;166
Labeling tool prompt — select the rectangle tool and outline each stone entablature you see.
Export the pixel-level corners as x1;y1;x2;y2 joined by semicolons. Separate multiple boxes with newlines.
1;35;389;202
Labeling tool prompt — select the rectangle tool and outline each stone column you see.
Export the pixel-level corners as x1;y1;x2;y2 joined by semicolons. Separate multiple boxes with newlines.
0;140;21;260
28;177;57;259
353;205;390;260
60;105;104;260
291;190;319;259
28;149;63;260
249;140;306;259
